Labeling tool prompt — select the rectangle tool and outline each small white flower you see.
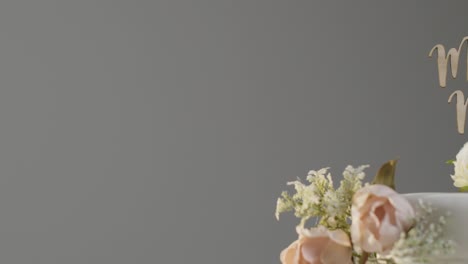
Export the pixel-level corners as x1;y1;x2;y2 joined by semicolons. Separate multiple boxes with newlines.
451;142;468;188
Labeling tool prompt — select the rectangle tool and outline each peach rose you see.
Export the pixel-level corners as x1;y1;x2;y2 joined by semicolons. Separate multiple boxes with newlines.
280;226;353;264
351;184;415;254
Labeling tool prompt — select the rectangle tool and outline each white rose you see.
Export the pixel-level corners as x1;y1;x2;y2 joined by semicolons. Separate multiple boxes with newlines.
452;142;468;188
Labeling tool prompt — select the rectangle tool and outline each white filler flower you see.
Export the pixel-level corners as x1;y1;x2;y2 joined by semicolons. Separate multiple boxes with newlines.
452;142;468;188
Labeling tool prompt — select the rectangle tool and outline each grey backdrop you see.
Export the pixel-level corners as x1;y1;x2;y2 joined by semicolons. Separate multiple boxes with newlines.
0;0;466;263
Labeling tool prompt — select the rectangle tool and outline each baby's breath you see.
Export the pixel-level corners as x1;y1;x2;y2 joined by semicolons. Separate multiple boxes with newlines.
275;165;369;230
386;200;455;264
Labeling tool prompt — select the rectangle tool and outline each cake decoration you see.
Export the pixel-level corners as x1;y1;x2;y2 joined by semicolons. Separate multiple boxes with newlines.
430;36;468;134
449;141;468;191
276;159;456;263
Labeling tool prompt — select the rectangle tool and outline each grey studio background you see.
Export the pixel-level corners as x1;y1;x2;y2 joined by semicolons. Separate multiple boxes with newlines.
0;0;465;263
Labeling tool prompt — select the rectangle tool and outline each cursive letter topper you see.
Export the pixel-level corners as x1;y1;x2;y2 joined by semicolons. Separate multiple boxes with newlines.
448;90;468;134
430;37;468;134
429;37;468;88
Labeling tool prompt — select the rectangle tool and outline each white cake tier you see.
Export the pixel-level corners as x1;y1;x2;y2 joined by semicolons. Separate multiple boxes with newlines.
404;193;468;263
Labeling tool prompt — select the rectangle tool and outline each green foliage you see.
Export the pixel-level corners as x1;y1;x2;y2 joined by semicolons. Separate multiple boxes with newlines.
372;160;397;190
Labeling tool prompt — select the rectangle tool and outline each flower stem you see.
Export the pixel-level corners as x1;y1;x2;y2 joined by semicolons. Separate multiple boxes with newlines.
359;252;369;264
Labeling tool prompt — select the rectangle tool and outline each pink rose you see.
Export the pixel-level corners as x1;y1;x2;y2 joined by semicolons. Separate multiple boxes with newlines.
280;226;353;264
351;184;415;254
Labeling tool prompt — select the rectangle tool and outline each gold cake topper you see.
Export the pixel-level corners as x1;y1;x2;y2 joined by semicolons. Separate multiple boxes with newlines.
430;37;468;134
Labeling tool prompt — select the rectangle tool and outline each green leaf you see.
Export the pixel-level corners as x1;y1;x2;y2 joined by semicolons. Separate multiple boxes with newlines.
371;159;398;190
459;186;468;192
446;160;456;165
359;252;370;264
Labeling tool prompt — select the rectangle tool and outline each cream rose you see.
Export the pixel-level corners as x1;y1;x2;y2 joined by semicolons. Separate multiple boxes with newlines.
351;184;415;254
452;142;468;188
280;226;352;264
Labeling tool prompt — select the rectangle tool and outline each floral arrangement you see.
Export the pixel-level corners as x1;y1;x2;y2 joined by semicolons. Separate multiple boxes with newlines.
275;160;455;264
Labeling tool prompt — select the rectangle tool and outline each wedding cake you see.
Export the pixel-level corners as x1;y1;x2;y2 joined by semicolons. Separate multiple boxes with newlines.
405;193;468;263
